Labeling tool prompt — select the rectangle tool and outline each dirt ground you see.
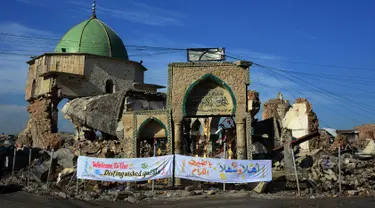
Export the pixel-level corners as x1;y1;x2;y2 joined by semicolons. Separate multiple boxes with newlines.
1;189;375;208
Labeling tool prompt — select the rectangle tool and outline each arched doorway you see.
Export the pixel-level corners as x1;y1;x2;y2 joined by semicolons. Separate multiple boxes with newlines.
137;118;168;158
190;119;203;157
31;79;36;97
105;79;115;93
181;74;238;158
137;117;168;185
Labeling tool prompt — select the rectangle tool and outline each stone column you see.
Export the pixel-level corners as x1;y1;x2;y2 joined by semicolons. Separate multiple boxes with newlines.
282;128;294;178
246;114;253;160
173;119;183;186
236;117;247;160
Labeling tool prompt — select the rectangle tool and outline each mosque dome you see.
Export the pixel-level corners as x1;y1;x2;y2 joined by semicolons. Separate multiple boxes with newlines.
54;14;129;60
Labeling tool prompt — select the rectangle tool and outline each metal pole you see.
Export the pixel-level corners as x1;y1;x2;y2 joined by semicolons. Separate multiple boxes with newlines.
338;147;342;194
223;142;226;191
76;145;81;195
152;140;156;193
65;171;77;193
12;145;17;176
28;147;32;187
46;148;54;190
291;149;300;196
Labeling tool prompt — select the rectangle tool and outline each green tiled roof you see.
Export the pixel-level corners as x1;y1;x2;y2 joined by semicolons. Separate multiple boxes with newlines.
55;17;128;60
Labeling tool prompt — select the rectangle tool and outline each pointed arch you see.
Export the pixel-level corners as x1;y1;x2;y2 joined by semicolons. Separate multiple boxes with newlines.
182;73;237;116
136;117;168;138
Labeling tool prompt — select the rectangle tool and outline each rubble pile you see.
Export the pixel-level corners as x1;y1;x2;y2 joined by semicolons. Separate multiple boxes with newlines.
307;153;375;196
75;139;126;158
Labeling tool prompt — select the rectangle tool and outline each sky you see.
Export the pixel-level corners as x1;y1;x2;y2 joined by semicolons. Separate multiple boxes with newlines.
0;0;374;134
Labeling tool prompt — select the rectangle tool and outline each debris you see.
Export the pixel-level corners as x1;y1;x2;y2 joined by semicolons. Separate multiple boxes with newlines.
362;139;375;155
253;182;268;194
54;148;75;168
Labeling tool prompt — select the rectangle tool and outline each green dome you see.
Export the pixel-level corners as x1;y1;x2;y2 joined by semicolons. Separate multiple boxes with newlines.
55;17;129;60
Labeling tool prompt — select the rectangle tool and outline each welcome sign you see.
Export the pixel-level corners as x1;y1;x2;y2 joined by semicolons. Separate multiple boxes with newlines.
174;154;272;183
77;155;173;182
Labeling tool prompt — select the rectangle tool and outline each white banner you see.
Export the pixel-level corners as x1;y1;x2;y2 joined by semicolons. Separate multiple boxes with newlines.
175;154;272;183
77;155;173;182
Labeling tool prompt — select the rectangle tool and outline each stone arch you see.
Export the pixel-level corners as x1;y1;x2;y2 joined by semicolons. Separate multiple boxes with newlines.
105;79;115;93
137;117;168;138
136;117;168;157
182;74;237;117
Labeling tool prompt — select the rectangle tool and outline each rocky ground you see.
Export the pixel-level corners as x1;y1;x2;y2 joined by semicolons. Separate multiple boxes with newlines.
1;189;375;208
2;134;375;204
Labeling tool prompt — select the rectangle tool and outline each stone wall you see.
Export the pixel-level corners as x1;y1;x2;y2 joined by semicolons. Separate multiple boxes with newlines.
25;56;54;100
282;98;319;152
18;97;61;149
57;55;145;98
247;90;261;118
168;61;250;119
262;93;290;121
25;54;148;100
355;124;375;140
121;110;172;158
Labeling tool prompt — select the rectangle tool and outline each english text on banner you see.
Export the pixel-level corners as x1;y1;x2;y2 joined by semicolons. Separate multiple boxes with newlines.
77;155;174;182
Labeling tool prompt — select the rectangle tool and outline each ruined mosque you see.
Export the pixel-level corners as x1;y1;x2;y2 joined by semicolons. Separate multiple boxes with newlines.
18;1;319;186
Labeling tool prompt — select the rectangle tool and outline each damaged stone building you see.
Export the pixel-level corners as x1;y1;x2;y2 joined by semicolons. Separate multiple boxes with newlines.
18;10;164;149
18;7;256;162
18;4;322;188
252;93;320;158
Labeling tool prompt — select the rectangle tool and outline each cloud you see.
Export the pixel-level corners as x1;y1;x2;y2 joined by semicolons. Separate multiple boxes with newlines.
0;22;55;133
0;105;28;134
229;49;284;62
68;1;184;26
0;22;55;94
0;22;53;37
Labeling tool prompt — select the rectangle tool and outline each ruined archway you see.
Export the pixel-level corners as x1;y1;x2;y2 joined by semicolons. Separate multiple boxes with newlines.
182;74;237;117
136;118;168;158
190;119;203;156
57;98;75;133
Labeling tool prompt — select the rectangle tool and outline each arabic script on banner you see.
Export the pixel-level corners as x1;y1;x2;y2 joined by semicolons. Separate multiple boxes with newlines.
77;155;173;182
175;154;272;183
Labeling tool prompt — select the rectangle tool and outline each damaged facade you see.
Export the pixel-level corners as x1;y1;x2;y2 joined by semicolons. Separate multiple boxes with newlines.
18;6;323;164
18;8;256;187
18;13;163;149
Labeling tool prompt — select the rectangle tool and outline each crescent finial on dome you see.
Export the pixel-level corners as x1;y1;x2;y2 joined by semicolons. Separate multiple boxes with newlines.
92;0;97;19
